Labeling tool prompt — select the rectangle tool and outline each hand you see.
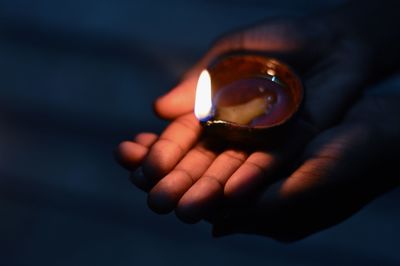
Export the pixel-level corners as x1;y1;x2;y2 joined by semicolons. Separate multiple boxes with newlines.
116;17;398;240
210;94;400;241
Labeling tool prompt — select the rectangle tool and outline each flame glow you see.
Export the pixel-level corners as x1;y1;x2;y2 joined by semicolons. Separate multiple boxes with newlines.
194;70;213;121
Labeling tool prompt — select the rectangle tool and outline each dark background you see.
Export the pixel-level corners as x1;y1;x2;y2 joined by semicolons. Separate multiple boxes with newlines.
0;0;399;265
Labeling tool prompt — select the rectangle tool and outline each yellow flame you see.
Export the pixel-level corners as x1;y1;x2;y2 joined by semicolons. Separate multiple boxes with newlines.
194;70;213;121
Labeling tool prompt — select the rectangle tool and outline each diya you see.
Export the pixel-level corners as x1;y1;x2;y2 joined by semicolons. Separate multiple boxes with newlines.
194;54;303;144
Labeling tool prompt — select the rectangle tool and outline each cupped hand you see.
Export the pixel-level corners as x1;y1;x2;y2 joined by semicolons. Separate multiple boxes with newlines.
116;17;391;234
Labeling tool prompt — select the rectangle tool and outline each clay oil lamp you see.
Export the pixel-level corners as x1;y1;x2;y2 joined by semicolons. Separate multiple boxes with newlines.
194;54;303;144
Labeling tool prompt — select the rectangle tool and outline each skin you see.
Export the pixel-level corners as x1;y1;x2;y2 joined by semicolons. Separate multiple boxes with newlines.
116;8;400;241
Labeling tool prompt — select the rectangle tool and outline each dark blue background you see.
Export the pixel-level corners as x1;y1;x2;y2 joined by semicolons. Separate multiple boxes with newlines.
0;0;399;265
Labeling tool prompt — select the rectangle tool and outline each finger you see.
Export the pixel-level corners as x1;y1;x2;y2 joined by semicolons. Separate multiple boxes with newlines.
134;132;158;147
114;133;159;191
116;132;158;170
147;143;217;214
224;118;318;200
224;151;279;200
116;141;149;170
154;73;198;120
126;133;159;191
175;149;248;223
154;44;218;120
153;40;228;120
142;113;202;183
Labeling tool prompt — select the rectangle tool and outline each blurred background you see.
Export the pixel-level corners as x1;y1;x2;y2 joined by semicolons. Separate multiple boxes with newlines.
0;0;399;265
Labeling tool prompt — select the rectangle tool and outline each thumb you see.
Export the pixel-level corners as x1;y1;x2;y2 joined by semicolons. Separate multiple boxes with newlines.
153;34;243;120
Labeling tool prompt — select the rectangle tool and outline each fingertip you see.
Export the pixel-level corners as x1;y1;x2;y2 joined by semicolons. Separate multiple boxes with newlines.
154;95;194;120
147;187;175;214
115;141;148;170
153;78;196;120
153;97;176;120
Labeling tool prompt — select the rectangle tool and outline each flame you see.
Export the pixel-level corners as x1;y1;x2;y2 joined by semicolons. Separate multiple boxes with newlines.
194;70;213;121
